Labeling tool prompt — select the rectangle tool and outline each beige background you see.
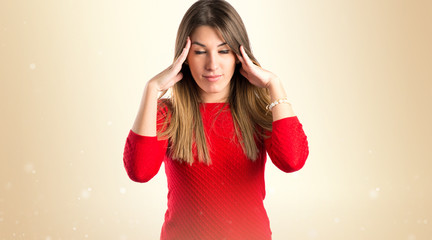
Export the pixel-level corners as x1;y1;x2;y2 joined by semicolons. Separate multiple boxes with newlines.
1;0;431;239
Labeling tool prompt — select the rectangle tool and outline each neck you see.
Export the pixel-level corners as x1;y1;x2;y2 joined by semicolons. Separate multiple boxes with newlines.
199;92;229;103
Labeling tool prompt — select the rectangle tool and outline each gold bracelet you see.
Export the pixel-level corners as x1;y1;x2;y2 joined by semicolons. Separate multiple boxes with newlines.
266;97;290;111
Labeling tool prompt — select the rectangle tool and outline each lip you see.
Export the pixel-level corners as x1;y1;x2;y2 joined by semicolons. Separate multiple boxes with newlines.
203;75;222;82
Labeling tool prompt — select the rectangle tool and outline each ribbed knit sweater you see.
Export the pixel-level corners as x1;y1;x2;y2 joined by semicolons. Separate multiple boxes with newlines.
123;102;309;240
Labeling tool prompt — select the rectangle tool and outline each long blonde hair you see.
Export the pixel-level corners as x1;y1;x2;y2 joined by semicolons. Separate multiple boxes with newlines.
159;0;272;165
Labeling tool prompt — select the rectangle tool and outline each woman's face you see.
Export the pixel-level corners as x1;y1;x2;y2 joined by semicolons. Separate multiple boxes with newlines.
187;25;237;103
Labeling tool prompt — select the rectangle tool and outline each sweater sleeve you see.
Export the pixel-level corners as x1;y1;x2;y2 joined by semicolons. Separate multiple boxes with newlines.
122;101;170;183
264;116;309;173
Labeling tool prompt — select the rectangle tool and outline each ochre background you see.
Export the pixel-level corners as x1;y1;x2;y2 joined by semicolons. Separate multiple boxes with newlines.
1;0;431;239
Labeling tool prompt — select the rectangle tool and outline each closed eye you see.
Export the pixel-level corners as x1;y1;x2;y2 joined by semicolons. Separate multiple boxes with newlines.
194;50;230;55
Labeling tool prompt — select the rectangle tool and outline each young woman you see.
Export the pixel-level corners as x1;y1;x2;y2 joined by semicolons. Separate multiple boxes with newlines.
123;0;309;239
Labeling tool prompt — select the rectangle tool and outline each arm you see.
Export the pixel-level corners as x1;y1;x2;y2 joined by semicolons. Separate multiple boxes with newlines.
123;37;191;182
264;116;309;173
235;45;309;172
123;96;169;183
265;78;309;172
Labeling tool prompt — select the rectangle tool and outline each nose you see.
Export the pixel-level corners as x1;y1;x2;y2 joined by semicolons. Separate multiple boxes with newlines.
205;52;219;71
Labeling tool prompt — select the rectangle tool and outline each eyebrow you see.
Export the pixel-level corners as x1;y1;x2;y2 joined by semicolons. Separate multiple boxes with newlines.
192;41;228;47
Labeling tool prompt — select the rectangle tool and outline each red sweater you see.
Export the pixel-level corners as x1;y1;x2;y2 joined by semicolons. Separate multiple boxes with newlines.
123;103;309;240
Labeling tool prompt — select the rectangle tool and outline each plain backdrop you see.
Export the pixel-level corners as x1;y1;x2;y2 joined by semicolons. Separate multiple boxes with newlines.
1;0;431;239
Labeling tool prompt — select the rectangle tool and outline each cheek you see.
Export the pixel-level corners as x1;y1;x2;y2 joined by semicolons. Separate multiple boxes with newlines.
187;57;202;75
223;58;236;73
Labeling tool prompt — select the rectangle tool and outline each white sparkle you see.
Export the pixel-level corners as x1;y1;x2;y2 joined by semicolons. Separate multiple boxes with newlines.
24;163;34;173
120;187;126;194
369;188;379;199
81;189;91;199
307;229;318;238
29;63;36;70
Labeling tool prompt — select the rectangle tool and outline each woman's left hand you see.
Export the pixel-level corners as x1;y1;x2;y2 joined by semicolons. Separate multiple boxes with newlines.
236;45;278;88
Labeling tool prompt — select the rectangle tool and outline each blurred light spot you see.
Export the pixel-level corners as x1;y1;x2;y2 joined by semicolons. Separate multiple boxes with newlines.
72;227;77;231
88;187;92;192
98;50;103;56
84;234;88;238
408;234;416;240
120;187;126;194
80;150;85;154
24;163;34;173
360;226;366;231
107;121;113;126
334;217;340;223
46;236;52;240
369;188;379;199
5;182;12;190
368;149;373;154
307;229;318;238
119;235;128;240
424;219;428;224
81;189;91;199
29;63;36;70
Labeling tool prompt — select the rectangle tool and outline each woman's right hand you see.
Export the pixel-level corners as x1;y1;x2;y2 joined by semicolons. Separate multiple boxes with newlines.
150;36;191;91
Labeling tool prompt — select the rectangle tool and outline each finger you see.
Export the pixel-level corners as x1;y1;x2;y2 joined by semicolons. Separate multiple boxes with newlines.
174;72;183;83
236;48;245;65
239;45;254;67
239;67;247;77
174;36;191;66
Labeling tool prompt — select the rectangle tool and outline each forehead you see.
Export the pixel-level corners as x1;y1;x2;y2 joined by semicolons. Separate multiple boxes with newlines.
190;26;226;46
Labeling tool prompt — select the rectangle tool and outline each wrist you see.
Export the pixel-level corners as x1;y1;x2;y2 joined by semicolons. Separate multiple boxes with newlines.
147;79;162;92
145;80;163;97
266;77;281;90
